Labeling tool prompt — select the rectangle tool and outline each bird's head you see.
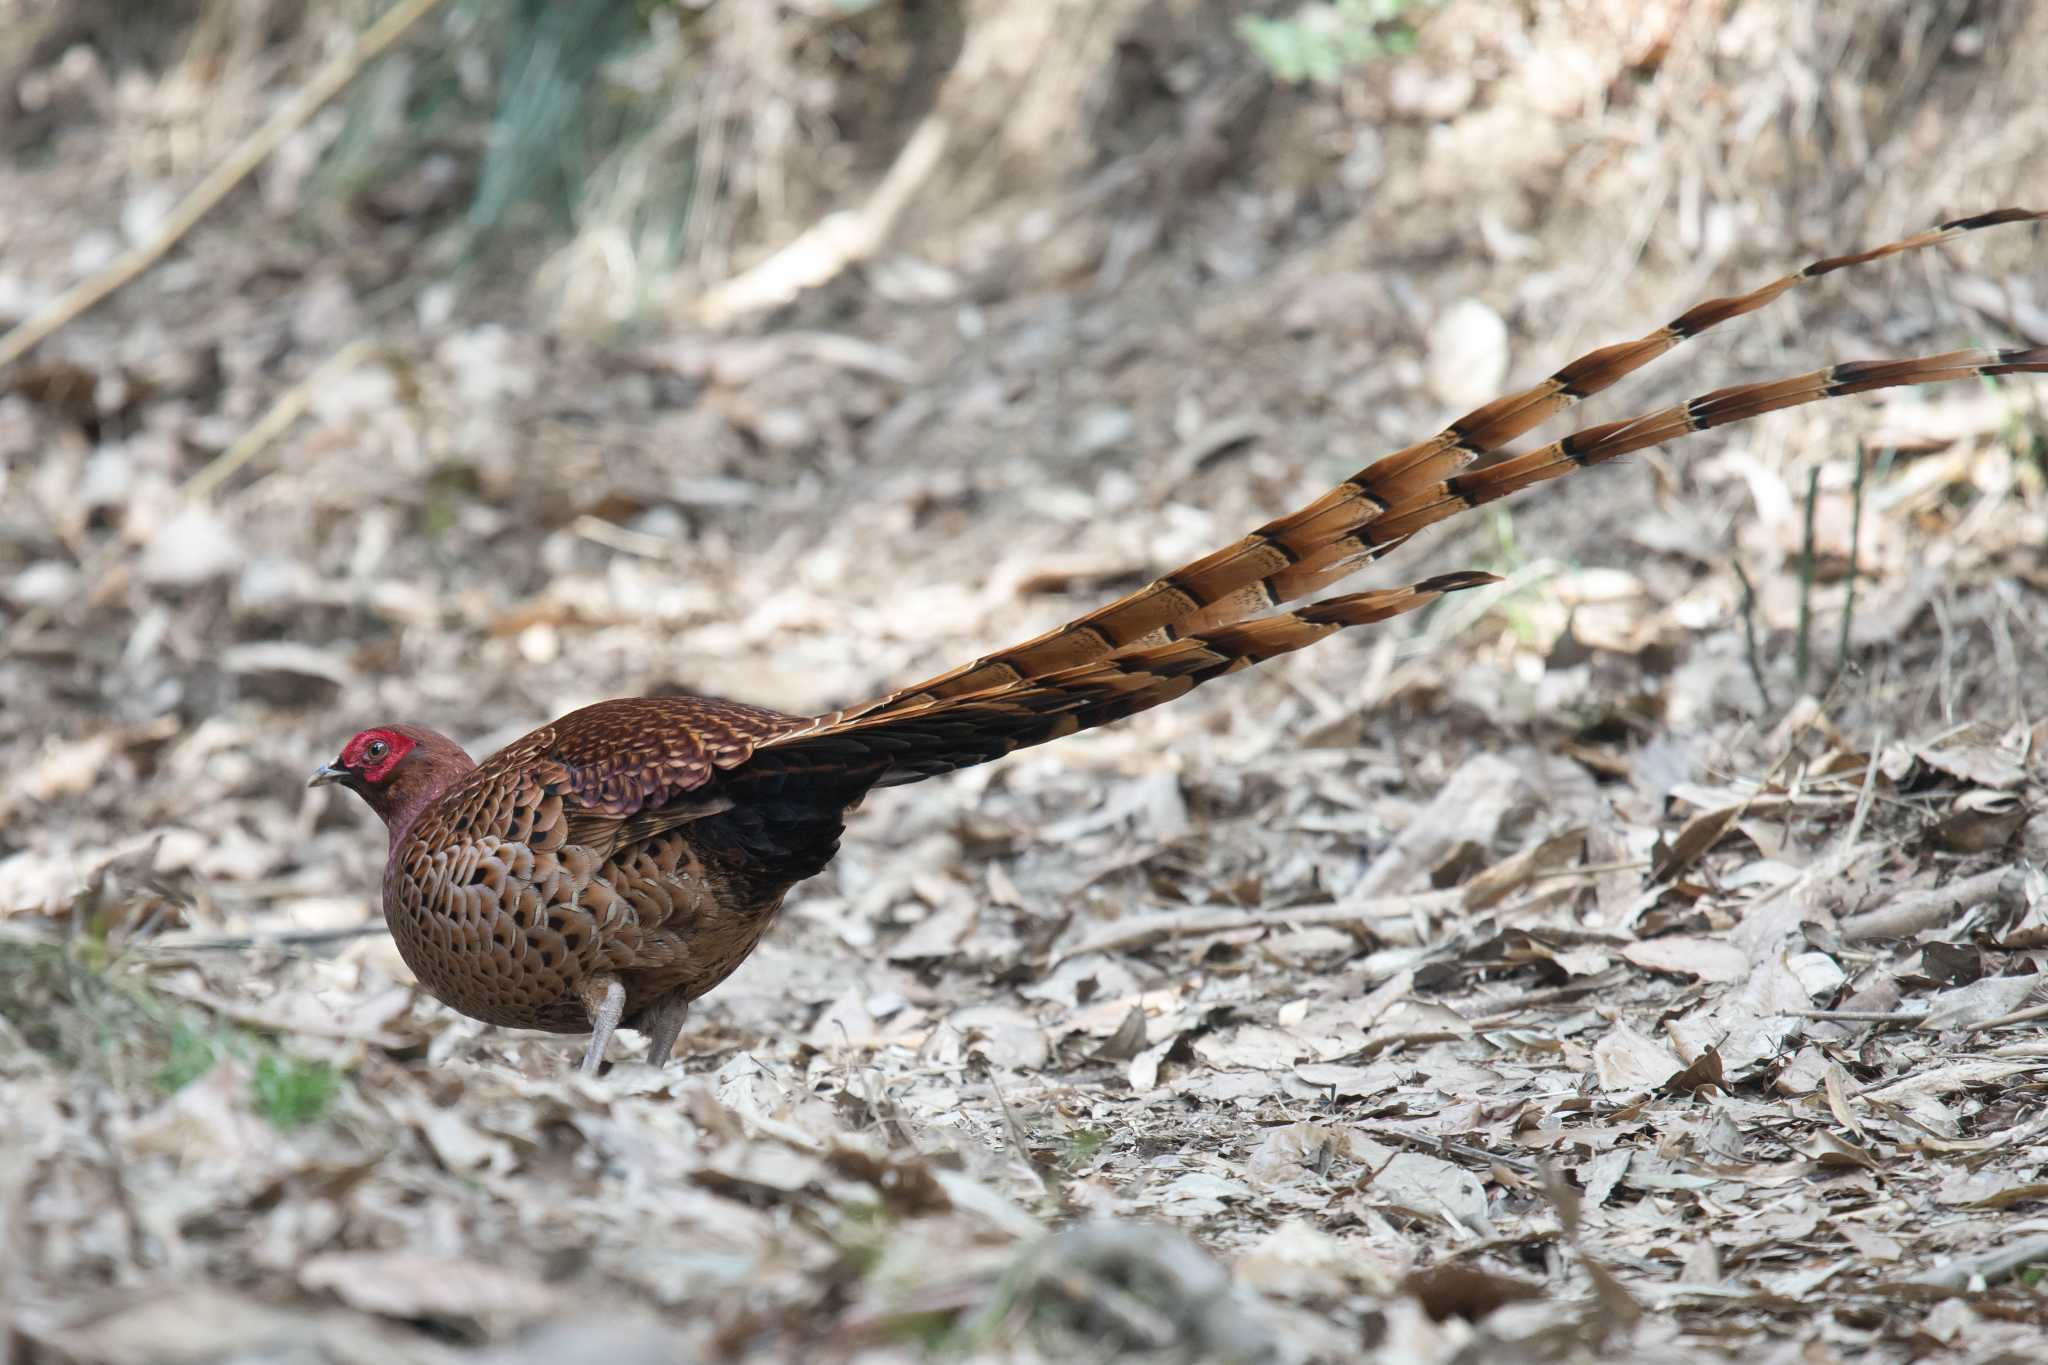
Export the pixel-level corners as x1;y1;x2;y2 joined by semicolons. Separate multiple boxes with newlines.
310;724;474;836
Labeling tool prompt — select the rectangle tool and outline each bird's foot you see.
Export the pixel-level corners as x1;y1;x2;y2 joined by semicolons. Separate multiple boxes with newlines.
641;992;690;1067
577;975;626;1075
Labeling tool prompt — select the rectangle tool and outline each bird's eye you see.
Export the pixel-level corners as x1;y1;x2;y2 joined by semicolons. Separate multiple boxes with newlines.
366;739;389;760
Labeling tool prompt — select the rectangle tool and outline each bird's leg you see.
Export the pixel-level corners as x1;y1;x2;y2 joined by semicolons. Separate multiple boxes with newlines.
641;991;690;1067
577;975;626;1075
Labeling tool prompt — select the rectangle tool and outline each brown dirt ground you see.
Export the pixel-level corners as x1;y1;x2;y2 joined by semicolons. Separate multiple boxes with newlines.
5;2;2048;1361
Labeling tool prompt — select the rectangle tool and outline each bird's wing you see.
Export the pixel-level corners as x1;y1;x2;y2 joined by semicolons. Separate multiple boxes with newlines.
478;697;805;854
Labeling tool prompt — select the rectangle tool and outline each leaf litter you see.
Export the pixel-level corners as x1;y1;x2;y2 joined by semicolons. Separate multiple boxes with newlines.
6;4;2048;1363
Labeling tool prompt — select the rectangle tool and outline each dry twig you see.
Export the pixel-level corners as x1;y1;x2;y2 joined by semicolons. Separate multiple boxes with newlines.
689;117;950;327
0;0;448;374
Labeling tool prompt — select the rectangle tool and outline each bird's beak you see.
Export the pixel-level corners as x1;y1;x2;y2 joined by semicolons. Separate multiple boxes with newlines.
308;764;348;788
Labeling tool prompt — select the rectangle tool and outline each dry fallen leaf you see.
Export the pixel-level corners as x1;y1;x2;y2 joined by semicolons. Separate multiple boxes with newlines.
1237;1219;1398;1298
1592;1021;1683;1092
937;1004;1049;1071
1919;972;2043;1030
300;1251;565;1326
1916;733;2028;790
1620;935;1747;983
1363;1148;1491;1234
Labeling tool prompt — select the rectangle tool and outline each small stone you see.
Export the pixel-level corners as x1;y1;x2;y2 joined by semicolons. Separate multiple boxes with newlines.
517;623;560;664
139;506;243;586
1426;298;1510;411
7;561;77;606
1072;405;1134;456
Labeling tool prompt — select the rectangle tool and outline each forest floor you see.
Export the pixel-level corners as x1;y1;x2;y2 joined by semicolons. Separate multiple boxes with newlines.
5;2;2048;1362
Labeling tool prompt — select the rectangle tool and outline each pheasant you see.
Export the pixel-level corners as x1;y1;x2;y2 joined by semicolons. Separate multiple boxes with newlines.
315;208;2046;1073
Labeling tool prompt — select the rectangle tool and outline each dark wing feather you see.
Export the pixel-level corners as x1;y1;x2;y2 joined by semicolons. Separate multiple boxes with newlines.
528;698;871;885
467;697;804;853
533;697;799;812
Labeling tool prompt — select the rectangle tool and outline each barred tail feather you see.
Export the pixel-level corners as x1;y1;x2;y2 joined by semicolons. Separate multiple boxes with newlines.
1364;346;2048;545
837;208;2042;718
770;572;1496;784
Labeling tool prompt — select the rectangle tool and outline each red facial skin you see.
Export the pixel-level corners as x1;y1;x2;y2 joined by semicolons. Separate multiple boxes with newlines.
339;728;416;783
312;724;475;844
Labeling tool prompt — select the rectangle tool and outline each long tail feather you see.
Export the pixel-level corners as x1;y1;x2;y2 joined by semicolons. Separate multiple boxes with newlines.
763;572;1495;783
838;208;2043;721
1363;346;2048;544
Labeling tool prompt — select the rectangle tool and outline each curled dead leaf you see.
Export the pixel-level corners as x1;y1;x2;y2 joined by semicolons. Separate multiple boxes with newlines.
1795;1130;1878;1171
1925;790;2027;853
1661;1046;1725;1096
1401;1262;1544;1323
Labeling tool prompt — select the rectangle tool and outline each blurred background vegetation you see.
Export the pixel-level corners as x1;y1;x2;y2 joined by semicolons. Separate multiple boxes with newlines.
12;0;2035;342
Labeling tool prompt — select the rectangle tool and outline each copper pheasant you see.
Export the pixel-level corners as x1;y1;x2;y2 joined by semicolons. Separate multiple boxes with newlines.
316;208;2045;1073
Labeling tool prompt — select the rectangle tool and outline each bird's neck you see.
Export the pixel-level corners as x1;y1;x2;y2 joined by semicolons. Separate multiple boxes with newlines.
376;753;477;847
